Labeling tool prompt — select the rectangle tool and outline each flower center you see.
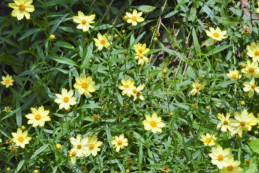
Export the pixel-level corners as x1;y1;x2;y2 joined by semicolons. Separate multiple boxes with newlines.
223;120;228;125
240;121;245;126
249;67;255;73
117;140;122;145
255;50;259;55
195;85;200;89
217;154;224;161
205;138;211;143
77;144;81;149
133;89;137;93
5;79;10;84
131;16;137;21
150;120;157;127
227;165;234;171
124;85;129;88
19;4;26;10
81;82;88;88
100;40;106;44
231;74;237;78
252;84;256;89
245;160;250;165
63;97;69;103
18;136;24;142
71;151;76;156
139;49;143;54
140;55;144;59
35;114;41;120
213;32;220;38
81;19;86;24
90;143;95;149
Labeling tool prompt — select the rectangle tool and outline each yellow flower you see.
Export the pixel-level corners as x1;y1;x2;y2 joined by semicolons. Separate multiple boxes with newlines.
205;27;227;41
241;59;259;78
243;77;259;98
132;84;145;101
134;43;150;56
220;159;243;173
72;11;95;32
11;128;31;148
142;113;166;133
226;70;242;80
50;34;55;40
209;145;234;169
1;74;14;88
126;9;144;26
217;113;233;133
68;148;78;165
200;133;216;146
86;135;103;157
247;42;259;61
70;134;89;157
230;109;258;137
190;80;205;96
111;134;128;152
4;107;11;112
54;88;77;110
73;73;96;96
93;33;112;51
8;0;35;20
25;106;51;127
118;78;135;97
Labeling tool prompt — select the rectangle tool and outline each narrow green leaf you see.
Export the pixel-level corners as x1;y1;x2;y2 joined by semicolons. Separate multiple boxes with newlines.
54;41;74;49
105;124;112;147
50;14;69;34
138;141;143;169
182;136;191;160
215;80;236;88
18;28;41;41
0;54;23;66
31;144;49;159
132;5;156;12
16;100;22;127
248;139;259;154
116;89;123;106
215;16;240;26
78;103;102;109
206;45;232;57
192;28;201;56
14;160;25;173
81;42;93;68
0;37;19;47
50;55;79;67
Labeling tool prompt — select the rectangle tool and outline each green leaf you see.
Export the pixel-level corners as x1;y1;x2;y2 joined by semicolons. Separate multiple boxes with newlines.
248;139;259;154
105;124;112;147
16;99;22;127
18;28;41;41
81;42;93;68
115;159;125;172
50;13;69;34
215;80;237;89
78;103;102;109
0;54;23;66
0;37;19;47
50;55;79;67
215;16;240;26
201;38;217;47
206;45;232;57
14;160;25;173
116;89;123;106
192;28;201;56
182;136;191;160
138;141;143;169
132;5;156;12
54;41;74;49
31;144;49;159
174;0;189;12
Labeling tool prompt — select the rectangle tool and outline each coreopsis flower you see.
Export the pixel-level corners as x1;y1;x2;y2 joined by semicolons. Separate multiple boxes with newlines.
220;159;243;173
132;84;145;101
190;80;205;96
4;107;11;113
73;73;96;97
205;27;227;41
162;166;169;173
200;133;217;146
68;148;78;165
142;113;166;133
111;134;128;152
134;55;149;66
54;88;77;110
0;138;2;143
8;0;35;20
125;9;144;26
70;134;89;157
25;106;51;127
241;60;259;78
86;135;103;157
209;145;234;169
243;78;259;98
226;70;242;80
217;113;234;133
230;109;258;137
93;33;112;51
1;74;14;88
72;11;95;32
118;78;135;97
134;43;150;56
11;128;31;148
247;42;259;61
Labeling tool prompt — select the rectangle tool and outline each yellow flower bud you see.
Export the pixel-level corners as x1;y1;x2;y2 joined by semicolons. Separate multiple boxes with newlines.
50;34;55;40
56;143;62;149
